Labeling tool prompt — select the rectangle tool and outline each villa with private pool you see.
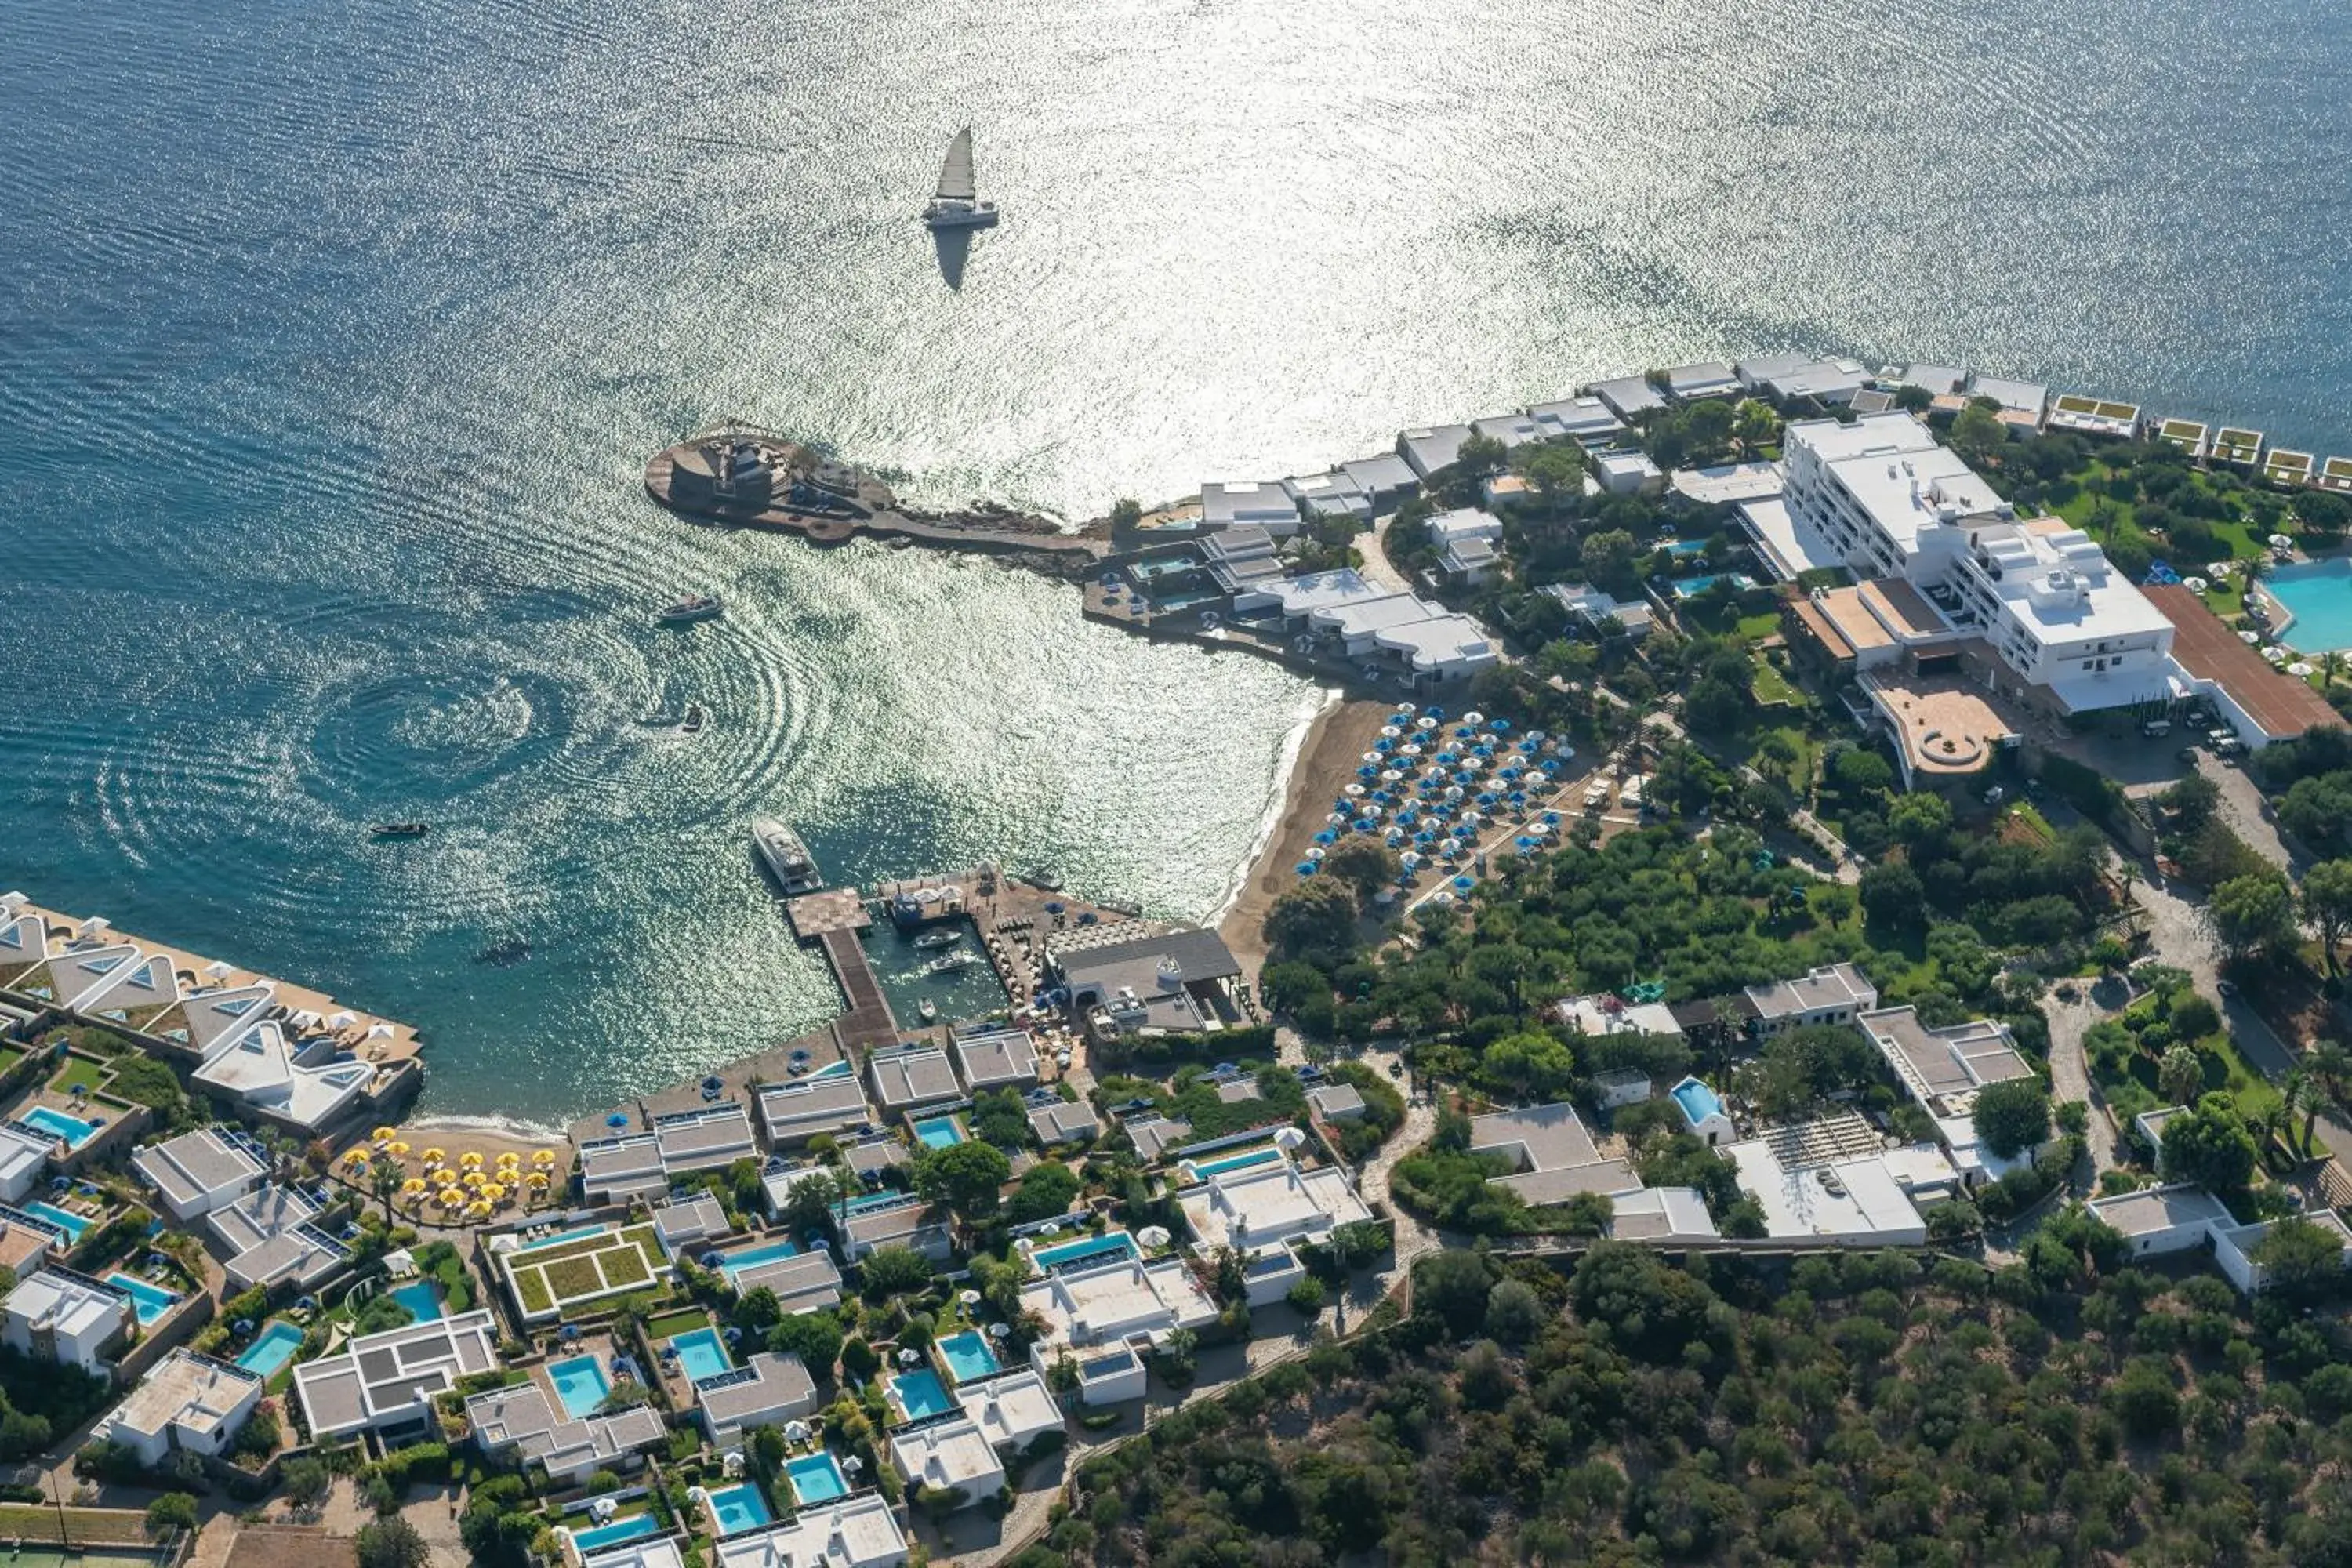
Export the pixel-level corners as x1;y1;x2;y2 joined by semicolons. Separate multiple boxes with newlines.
709;1495;909;1568
692;1351;818;1448
1174;1159;1374;1307
1018;1253;1218;1405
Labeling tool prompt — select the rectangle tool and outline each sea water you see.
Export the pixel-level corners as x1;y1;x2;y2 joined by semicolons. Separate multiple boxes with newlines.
6;0;2351;1119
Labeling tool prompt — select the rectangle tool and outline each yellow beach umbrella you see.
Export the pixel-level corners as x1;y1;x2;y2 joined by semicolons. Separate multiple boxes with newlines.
421;1147;447;1165
400;1178;426;1196
388;1141;411;1157
481;1182;506;1203
531;1149;557;1167
496;1151;520;1167
463;1170;485;1187
526;1170;550;1187
371;1125;396;1143
437;1187;465;1207
459;1151;484;1167
466;1200;492;1219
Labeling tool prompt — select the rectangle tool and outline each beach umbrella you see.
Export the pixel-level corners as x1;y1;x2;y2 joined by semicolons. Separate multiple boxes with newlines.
1344;782;1365;797
400;1177;426;1196
1393;701;1416;716
1374;737;1394;753
2290;662;2316;677
497;1149;521;1166
466;1200;492;1219
898;1347;920;1367
437;1187;465;1207
366;1022;394;1040
605;1112;629;1129
1433;890;1456;906
1295;862;1317;877
459;1150;483;1167
1400;742;1421;757
481;1182;506;1203
2184;576;2209;592
1478;792;1497;807
1381;768;1403;782
2270;533;2295;549
2238;630;2262;644
1381;725;1403;739
203;960;232;981
1305;847;1326;862
328;1011;357;1030
463;1170;486;1188
1360;751;1381;764
421;1147;446;1165
527;1171;550;1187
1356;764;1378;779
1385;829;1406;847
1138;1225;1171;1249
1464;711;1484;725
342;1149;368;1170
387;1141;409;1157
371;1125;396;1143
1415;716;1437;730
1313;830;1337;847
1541;758;1562;774
1490;718;1512;733
1354;818;1378;833
532;1149;556;1166
1543;811;1561;825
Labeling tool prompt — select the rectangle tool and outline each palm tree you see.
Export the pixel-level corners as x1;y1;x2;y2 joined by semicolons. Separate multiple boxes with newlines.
2324;650;2343;692
2284;1069;2316;1157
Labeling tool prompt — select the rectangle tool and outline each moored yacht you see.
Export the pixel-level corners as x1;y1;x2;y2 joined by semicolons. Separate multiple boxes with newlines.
751;816;822;895
658;593;724;625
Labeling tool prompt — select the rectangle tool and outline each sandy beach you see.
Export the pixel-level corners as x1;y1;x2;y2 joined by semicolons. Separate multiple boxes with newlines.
1218;696;1397;980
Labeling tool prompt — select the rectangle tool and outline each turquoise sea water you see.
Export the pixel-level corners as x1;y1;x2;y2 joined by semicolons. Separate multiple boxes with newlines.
6;0;2352;1119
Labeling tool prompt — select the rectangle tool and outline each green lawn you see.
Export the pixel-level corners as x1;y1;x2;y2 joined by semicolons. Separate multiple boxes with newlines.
1750;655;1798;706
48;1057;107;1095
645;1308;710;1341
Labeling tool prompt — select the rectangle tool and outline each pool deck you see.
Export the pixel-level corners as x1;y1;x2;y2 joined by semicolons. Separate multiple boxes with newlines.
2147;584;2343;741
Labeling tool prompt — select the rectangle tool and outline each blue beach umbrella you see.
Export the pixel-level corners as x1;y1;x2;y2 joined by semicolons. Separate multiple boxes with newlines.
1491;718;1512;733
1313;829;1337;844
606;1112;630;1130
1543;811;1562;825
1354;818;1377;833
1295;862;1317;876
1357;764;1379;779
1453;875;1476;891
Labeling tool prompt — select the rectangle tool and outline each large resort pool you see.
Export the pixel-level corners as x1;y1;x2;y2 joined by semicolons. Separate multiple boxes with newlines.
2267;557;2352;652
1030;1230;1139;1271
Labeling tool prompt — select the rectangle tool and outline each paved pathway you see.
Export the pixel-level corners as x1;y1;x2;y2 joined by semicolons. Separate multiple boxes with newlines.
2042;982;2119;1172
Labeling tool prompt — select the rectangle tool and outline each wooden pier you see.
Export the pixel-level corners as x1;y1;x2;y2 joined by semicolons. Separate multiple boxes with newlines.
782;888;899;1051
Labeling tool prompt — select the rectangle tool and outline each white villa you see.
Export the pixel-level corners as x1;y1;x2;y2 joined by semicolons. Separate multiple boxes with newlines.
1019;1254;1218;1406
1174;1158;1373;1306
131;1127;269;1221
294;1309;501;1440
2;1267;132;1372
92;1349;263;1468
708;1499;909;1568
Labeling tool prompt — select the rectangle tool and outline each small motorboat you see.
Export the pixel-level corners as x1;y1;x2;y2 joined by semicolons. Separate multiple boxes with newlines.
924;952;980;976
372;823;430;840
916;998;939;1024
679;703;708;736
913;929;961;950
658;594;724;626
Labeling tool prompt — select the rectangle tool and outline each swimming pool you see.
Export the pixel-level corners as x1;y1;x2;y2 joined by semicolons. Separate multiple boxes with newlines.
1192;1145;1281;1179
891;1369;956;1421
570;1515;658;1551
1663;538;1709;558
1670;572;1755;600
717;1237;800;1288
2268;557;2352;652
1032;1232;1138;1271
23;1201;89;1240
705;1483;772;1536
912;1115;964;1150
107;1272;177;1326
518;1222;611;1252
390;1279;444;1323
785;1453;848;1506
22;1105;97;1148
1671;1077;1726;1128
936;1330;1000;1382
669;1327;732;1381
235;1321;306;1378
808;1058;853;1081
546;1355;612;1419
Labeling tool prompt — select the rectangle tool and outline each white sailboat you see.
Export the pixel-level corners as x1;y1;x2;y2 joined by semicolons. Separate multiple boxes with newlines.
922;129;1000;230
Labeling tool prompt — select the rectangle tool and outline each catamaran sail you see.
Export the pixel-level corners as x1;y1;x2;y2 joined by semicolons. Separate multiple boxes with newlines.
936;129;976;203
922;128;999;230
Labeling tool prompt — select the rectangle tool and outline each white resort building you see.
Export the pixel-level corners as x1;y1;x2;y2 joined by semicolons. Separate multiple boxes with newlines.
1174;1157;1373;1306
93;1349;264;1468
1018;1253;1219;1406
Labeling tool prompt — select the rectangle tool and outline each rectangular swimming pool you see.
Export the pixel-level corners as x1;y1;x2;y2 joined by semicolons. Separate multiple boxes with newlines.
1191;1145;1281;1179
546;1355;612;1419
717;1237;800;1288
22;1201;90;1240
936;1330;1000;1383
705;1483;772;1537
518;1222;611;1252
234;1321;306;1378
669;1326;732;1382
23;1105;98;1148
106;1272;177;1326
912;1115;964;1150
891;1368;956;1421
1032;1231;1138;1271
390;1279;443;1323
570;1515;658;1552
1670;572;1755;600
786;1452;848;1506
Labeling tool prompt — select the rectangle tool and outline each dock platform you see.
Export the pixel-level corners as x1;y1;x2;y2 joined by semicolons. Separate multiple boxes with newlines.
786;888;869;940
817;927;899;1051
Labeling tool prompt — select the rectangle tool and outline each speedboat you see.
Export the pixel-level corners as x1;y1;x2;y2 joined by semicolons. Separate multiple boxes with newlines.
658;594;724;626
371;823;429;840
913;929;961;950
751;817;823;895
921;129;1000;230
916;998;939;1024
924;951;979;975
679;702;708;736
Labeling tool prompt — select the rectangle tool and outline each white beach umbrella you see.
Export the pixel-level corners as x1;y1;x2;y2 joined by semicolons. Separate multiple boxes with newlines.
203;960;232;981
